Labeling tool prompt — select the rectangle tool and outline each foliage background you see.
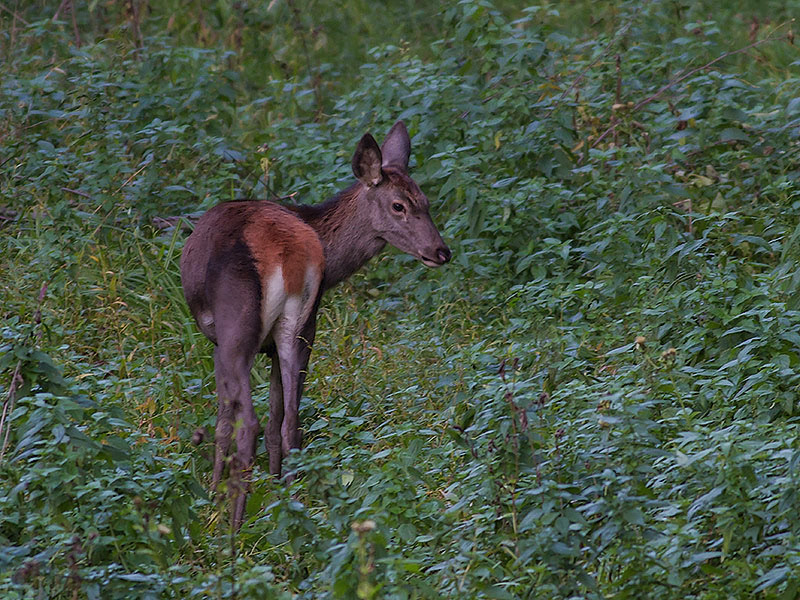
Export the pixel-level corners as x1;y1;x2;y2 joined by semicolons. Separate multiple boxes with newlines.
2;0;800;598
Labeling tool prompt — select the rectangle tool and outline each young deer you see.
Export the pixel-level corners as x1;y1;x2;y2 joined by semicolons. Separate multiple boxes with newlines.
180;121;450;527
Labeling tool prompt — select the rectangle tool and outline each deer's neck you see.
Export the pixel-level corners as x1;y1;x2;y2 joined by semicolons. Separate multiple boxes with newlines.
292;184;386;291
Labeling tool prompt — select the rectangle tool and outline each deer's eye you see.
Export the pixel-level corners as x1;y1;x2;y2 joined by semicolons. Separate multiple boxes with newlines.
391;202;405;214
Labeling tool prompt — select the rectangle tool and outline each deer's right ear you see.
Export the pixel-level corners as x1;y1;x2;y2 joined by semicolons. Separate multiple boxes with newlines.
352;133;383;187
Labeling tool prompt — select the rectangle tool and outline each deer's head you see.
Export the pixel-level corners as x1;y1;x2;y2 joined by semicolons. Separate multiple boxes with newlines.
351;121;451;268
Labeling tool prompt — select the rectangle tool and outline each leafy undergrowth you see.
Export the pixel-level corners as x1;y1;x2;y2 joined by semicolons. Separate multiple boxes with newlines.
2;1;800;598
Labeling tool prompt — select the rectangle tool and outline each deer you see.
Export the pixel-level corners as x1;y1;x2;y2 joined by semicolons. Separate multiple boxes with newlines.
180;121;451;527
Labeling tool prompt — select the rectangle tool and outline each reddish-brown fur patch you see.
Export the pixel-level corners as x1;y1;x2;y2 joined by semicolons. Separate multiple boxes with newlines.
238;203;324;296
183;200;324;303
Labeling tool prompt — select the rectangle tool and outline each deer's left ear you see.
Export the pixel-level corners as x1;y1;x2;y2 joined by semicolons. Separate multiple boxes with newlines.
381;121;411;172
352;133;383;187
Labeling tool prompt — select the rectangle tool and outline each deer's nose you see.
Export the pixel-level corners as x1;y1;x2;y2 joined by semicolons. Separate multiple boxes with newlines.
436;246;452;264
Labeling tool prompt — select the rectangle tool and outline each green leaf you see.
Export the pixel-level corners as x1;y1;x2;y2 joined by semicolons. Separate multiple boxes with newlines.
719;127;749;142
754;566;791;593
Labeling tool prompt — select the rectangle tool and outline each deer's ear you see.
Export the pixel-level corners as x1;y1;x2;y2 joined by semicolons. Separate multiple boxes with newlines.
381;121;411;172
352;134;383;187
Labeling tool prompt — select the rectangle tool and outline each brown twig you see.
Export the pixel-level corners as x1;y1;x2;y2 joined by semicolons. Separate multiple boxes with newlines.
591;26;790;149
52;0;68;21
151;214;199;232
70;0;81;48
614;53;621;147
0;361;23;462
0;206;19;227
0;2;29;25
544;10;639;118
61;187;91;199
126;0;144;51
52;0;80;46
672;198;693;234
0;284;47;463
231;147;295;203
115;160;150;193
286;0;323;120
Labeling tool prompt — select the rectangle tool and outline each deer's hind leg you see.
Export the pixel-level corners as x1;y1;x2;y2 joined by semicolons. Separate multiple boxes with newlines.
266;354;284;476
208;269;264;527
213;337;261;528
272;291;321;476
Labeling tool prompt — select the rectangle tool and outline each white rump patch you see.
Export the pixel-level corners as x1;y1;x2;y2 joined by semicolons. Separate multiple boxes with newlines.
300;264;321;322
302;264;320;303
263;263;321;352
260;266;288;341
272;294;304;352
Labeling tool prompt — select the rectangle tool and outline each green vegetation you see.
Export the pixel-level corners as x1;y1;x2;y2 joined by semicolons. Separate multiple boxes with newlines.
2;1;800;597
